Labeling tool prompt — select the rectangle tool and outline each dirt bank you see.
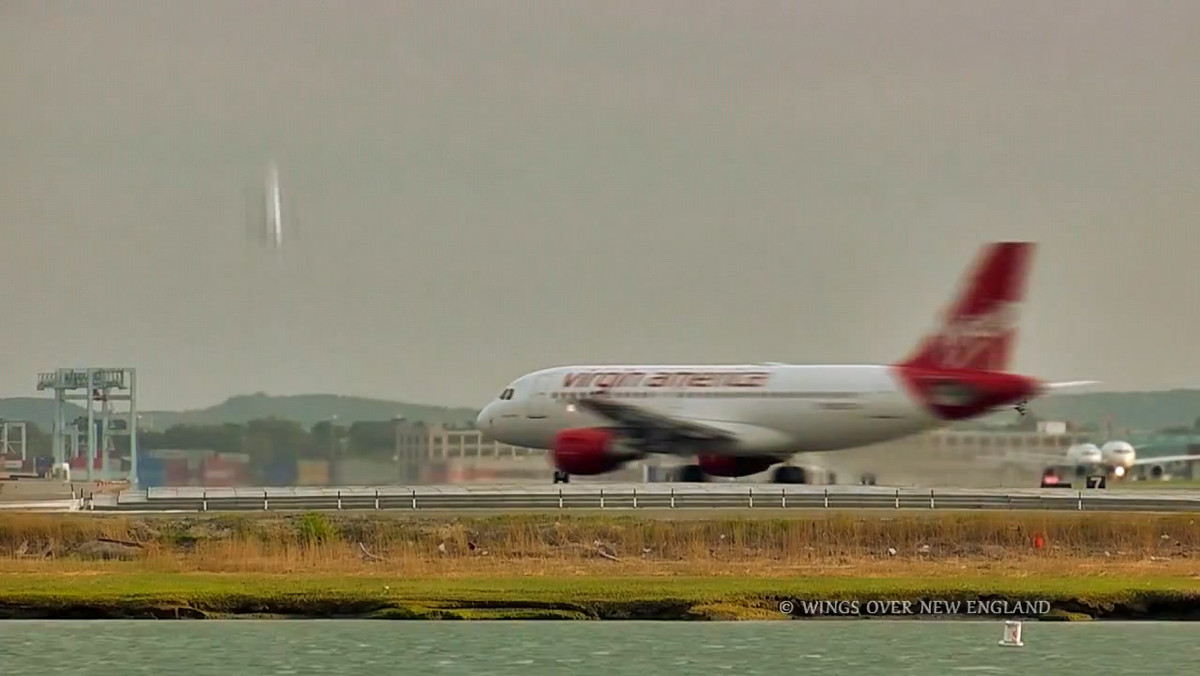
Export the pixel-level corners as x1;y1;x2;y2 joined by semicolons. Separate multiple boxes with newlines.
1;575;1197;621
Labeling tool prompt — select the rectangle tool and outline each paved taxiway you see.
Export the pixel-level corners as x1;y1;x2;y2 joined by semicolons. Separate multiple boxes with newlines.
53;483;1200;514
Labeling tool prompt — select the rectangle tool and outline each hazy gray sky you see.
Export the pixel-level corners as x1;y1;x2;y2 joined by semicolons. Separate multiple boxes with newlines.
3;1;1199;410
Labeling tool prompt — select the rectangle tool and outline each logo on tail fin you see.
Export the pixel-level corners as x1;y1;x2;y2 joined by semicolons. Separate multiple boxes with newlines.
898;242;1033;374
923;302;1020;371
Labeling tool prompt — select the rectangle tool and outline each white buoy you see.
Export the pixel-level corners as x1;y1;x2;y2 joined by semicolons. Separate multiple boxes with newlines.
998;620;1024;647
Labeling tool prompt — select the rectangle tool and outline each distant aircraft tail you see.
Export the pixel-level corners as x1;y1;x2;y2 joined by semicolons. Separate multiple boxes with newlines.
264;161;282;249
897;242;1034;373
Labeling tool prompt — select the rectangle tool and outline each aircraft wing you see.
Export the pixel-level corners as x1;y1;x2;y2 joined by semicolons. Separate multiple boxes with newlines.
575;396;736;451
575;395;791;457
1129;453;1200;467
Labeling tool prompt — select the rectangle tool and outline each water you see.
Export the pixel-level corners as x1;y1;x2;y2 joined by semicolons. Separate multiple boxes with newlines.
2;620;1196;675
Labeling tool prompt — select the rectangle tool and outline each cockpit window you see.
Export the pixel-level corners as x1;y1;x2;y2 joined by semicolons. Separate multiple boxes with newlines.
498;388;514;400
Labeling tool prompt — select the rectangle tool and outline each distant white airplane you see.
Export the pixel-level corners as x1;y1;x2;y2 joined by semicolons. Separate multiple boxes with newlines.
246;161;284;250
477;241;1097;484
264;161;283;249
1004;440;1200;482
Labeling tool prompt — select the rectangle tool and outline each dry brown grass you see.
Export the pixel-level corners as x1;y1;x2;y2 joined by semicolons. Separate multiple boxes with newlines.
1;510;1196;579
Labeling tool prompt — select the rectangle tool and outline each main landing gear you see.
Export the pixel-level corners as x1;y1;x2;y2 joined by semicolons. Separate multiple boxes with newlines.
771;465;808;484
552;470;570;484
668;464;814;484
673;464;708;482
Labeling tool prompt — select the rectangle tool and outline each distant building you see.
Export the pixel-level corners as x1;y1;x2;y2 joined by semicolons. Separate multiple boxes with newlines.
1037;420;1068;435
392;419;548;483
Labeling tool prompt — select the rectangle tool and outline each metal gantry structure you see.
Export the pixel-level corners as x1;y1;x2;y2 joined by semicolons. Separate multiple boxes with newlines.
36;367;138;484
0;421;27;460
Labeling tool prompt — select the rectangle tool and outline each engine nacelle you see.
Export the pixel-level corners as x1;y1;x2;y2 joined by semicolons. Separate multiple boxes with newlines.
1066;443;1102;466
552;428;627;476
696;454;779;478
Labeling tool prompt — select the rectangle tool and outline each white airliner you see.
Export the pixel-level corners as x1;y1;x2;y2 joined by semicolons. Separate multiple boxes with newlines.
264;161;283;249
476;242;1098;483
1020;440;1200;482
246;161;284;250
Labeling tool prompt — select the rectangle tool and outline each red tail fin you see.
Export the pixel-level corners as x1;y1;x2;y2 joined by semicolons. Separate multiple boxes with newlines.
897;242;1034;373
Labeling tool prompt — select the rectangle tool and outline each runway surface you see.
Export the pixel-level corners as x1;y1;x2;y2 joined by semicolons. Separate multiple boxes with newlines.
55;483;1200;513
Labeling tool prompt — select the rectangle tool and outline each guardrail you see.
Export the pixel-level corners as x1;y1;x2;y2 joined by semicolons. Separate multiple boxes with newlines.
92;484;1200;513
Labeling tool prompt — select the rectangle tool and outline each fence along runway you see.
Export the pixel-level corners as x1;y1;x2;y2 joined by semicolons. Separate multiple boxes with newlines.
81;483;1200;513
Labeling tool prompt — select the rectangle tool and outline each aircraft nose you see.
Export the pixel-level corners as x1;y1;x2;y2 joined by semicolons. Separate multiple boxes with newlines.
476;404;494;434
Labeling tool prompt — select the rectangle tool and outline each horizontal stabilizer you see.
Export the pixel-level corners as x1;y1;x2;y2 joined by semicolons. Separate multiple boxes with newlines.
1044;380;1100;391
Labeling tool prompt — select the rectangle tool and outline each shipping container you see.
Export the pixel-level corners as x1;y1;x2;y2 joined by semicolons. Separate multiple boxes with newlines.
296;459;330;486
146;448;214;460
137;457;167;487
68;455;104;470
333;458;400;486
163;457;191;486
263;457;297;486
420;461;449;483
201;455;250;487
201;457;231;486
232;462;250;486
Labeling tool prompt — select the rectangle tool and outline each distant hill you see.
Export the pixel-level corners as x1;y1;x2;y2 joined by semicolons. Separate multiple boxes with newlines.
0;394;479;431
0;398;87;430
3;389;1200;434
